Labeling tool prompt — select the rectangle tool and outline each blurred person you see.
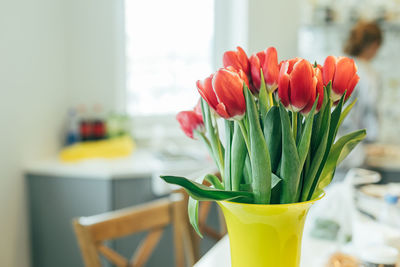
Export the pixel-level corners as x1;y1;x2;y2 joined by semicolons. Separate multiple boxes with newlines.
341;21;383;167
344;20;383;142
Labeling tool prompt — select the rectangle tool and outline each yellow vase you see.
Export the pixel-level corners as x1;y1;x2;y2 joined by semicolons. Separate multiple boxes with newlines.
218;195;324;267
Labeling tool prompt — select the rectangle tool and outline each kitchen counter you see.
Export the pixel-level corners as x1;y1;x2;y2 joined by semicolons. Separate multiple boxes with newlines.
25;148;215;180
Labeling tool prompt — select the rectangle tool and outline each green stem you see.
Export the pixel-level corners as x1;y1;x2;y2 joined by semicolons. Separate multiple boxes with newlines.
238;119;251;156
224;121;233;190
268;92;274;107
292;111;297;141
212;115;225;175
201;99;225;179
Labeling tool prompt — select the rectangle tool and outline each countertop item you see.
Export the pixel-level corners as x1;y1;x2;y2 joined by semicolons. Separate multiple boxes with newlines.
365;144;400;171
359;245;398;266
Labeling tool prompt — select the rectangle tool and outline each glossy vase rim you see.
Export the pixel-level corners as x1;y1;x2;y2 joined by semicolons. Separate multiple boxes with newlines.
221;191;325;207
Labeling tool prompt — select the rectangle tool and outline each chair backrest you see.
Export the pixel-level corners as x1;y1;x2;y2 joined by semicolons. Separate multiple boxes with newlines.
73;193;195;267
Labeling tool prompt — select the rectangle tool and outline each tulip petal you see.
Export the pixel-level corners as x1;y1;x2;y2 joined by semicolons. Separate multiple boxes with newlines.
286;57;301;74
315;67;324;111
301;76;317;115
237;46;250;75
278;61;290;107
262;47;279;92
212;69;246;118
249;54;261;91
345;74;360;101
215;103;231;119
322;56;337;85
193;99;203;121
176;111;204;139
332;57;357;97
223;51;238;69
289;59;314;110
196;75;218;111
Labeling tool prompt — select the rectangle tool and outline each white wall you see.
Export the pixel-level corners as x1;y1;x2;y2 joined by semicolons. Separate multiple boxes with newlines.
0;0;68;266
247;0;300;60
66;0;126;112
214;0;300;66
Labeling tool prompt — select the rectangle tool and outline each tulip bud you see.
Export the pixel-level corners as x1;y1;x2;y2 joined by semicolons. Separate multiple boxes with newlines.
193;99;203;121
197;68;246;120
249;47;279;94
278;58;316;112
300;66;324;115
176;111;204;139
223;46;250;76
323;56;360;101
196;74;218;112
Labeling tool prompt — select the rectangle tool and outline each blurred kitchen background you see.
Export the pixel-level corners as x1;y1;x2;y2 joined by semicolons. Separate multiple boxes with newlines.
1;0;400;266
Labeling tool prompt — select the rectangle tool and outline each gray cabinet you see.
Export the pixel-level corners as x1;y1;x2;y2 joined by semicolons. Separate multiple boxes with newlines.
27;173;220;267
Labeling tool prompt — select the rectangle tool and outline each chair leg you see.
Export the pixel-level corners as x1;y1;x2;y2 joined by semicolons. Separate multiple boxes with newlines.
171;193;197;267
73;220;102;267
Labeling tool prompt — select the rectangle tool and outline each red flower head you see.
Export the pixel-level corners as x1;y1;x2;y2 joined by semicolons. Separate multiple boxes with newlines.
223;46;250;76
249;47;279;94
176;111;204;139
323;56;360;101
196;68;246;120
193;99;203;121
300;65;324;115
278;58;317;112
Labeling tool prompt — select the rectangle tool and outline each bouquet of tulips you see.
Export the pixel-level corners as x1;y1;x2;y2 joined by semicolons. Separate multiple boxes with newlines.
161;46;366;236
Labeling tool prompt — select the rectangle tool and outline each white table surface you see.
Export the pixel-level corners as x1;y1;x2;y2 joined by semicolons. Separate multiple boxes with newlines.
194;225;340;267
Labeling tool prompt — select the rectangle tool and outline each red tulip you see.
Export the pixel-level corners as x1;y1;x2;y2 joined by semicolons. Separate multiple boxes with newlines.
196;68;246;120
300;66;324;114
193;99;203;121
278;58;316;112
249;47;279;94
323;56;360;101
223;46;250;76
226;66;250;89
176;111;204;139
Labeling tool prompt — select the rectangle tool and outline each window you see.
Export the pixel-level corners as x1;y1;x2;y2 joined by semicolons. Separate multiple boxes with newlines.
125;0;215;116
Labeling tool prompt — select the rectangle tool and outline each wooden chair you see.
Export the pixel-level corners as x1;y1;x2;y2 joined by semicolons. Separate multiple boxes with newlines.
73;193;195;267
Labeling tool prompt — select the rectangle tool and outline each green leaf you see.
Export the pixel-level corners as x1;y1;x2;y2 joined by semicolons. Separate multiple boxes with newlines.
259;69;269;121
244;86;272;204
297;97;318;168
243;155;252;185
278;102;301;203
306;93;346;200
188;197;202;238
314;129;366;196
224;121;233;190
263;106;282;173
338;97;357;128
239;184;252;192
271;173;283;204
231;122;247;191
240;173;281;193
160;175;254;203
311;83;331;154
201;99;225;179
271;173;282;189
204;174;224;190
301;99;331;201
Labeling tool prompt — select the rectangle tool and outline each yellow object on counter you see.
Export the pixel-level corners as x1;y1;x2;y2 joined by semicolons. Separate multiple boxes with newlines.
60;135;135;162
